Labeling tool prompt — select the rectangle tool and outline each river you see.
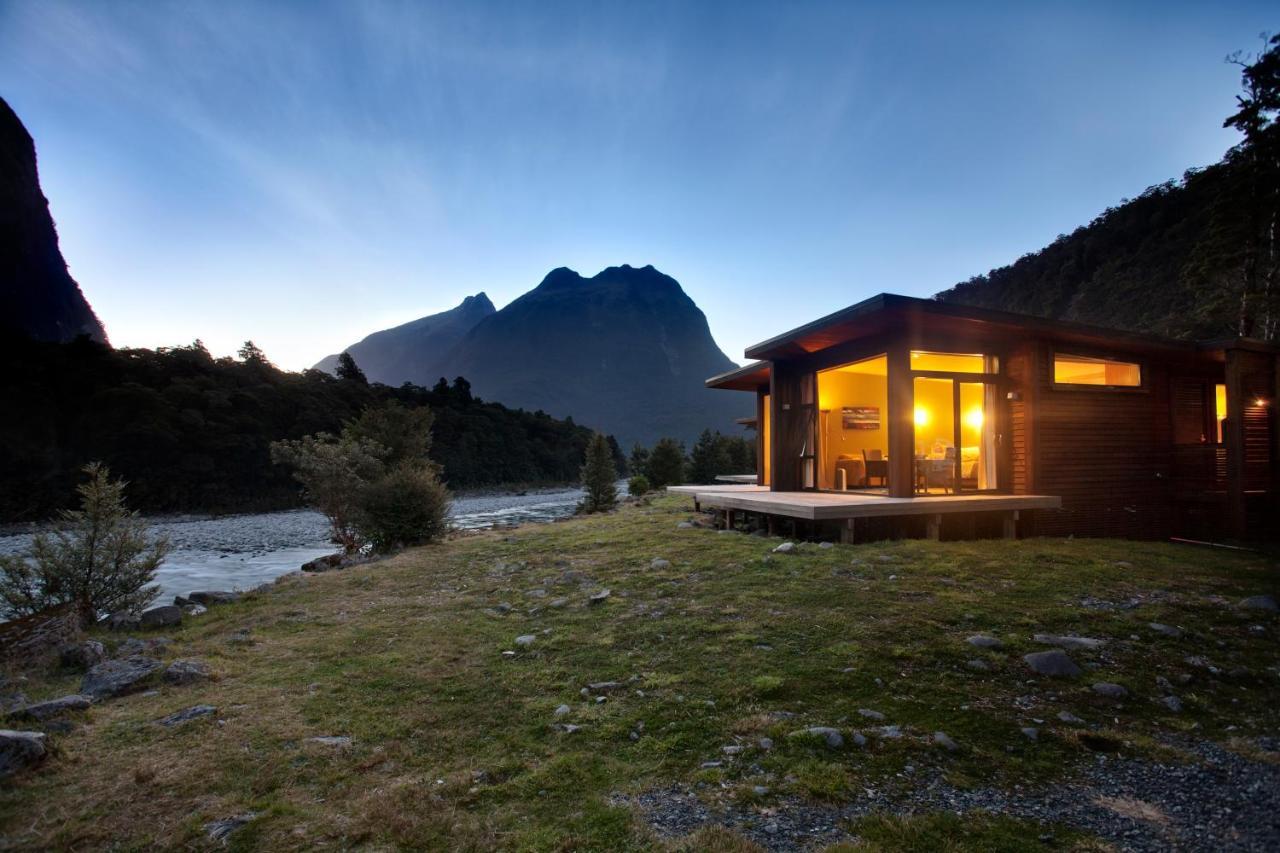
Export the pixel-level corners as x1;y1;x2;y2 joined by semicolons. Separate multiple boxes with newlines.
0;482;617;605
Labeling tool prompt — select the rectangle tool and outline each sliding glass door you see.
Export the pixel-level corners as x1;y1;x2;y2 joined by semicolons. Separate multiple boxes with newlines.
911;374;999;494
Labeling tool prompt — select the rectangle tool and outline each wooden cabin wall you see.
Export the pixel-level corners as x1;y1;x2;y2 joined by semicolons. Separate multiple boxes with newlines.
1005;342;1038;495
1026;341;1174;538
770;361;806;491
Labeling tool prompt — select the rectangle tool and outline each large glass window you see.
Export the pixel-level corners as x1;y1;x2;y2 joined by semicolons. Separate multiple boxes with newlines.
1215;384;1227;443
1053;354;1141;387
816;355;888;491
761;392;772;485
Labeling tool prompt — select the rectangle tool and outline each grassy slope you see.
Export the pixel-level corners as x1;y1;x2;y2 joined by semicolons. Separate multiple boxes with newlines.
1;495;1277;850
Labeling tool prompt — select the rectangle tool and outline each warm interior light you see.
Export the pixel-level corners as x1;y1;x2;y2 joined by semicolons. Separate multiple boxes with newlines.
1257;397;1269;407
964;407;984;429
914;406;930;426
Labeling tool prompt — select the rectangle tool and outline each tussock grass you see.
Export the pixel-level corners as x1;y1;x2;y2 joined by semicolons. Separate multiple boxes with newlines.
0;495;1276;849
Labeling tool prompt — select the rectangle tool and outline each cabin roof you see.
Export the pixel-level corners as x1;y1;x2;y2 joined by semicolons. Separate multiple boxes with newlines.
705;361;771;391
742;293;1213;361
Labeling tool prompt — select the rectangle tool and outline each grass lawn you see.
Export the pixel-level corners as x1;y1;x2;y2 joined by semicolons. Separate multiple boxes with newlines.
1;494;1277;850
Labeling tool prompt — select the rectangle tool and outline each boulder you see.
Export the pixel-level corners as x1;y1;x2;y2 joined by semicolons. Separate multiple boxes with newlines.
101;610;140;632
933;731;959;752
1239;595;1278;612
59;640;106;671
9;694;91;721
1024;650;1083;678
1147;622;1183;638
1092;682;1128;699
857;708;886;721
1160;695;1183;713
514;635;536;648
188;591;239;607
205;813;258;843
588;589;611;605
966;635;1003;649
139;605;182;629
773;542;796;554
158;704;217;727
163;659;212;686
0;730;46;777
80;656;162;699
650;558;671;570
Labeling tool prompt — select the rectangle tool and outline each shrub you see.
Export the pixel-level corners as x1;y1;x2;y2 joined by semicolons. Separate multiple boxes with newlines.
356;464;453;553
0;463;168;626
578;432;618;513
627;474;651;496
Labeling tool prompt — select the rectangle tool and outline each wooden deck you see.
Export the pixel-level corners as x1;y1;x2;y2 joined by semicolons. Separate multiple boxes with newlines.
666;484;1061;539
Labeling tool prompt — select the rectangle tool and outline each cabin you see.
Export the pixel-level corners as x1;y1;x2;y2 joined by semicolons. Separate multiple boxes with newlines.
684;294;1278;542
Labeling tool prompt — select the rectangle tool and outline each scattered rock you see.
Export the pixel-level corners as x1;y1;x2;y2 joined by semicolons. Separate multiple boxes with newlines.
588;681;623;692
966;659;992;672
933;731;959;752
80;656;163;699
163;659;212;686
1092;682;1129;699
553;704;571;717
300;553;367;573
1239;595;1278;612
857;708;886;721
205;813;257;842
650;558;671;570
588;589;611;605
875;725;903;739
1057;711;1085;724
9;694;91;721
0;730;46;777
1021;726;1039;741
139;605;182;629
966;635;1003;649
758;737;773;750
307;735;352;747
818;542;835;550
1148;622;1183;638
58;640;106;671
1033;634;1105;651
752;785;770;796
789;726;843;749
676;522;694;530
558;724;583;734
773;542;796;554
115;637;169;658
1024;650;1083;678
1161;695;1183;713
158;704;216;727
188;591;239;607
101;610;140;632
515;635;536;648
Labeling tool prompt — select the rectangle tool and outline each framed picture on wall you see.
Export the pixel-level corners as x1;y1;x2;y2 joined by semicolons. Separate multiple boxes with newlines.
842;406;880;430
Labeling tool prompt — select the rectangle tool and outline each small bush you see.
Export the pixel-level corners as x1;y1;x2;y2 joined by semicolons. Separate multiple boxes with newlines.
750;675;784;697
627;474;651;496
0;463;168;625
357;464;452;553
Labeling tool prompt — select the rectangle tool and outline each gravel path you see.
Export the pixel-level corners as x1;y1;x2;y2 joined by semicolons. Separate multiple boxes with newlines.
618;738;1280;850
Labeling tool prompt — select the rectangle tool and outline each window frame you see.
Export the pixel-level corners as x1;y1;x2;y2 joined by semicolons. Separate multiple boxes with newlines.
1049;348;1147;393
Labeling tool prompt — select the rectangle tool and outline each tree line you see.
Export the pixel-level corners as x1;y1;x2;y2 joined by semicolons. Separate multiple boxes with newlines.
940;34;1280;342
0;336;624;522
625;429;757;494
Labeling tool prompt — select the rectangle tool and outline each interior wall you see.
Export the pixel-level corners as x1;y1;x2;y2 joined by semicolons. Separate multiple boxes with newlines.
817;366;888;489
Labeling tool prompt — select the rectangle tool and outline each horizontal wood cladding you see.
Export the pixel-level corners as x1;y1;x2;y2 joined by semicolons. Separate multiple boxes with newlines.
1031;343;1174;538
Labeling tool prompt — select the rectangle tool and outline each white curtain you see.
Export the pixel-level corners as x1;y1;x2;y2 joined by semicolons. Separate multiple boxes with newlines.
980;382;998;489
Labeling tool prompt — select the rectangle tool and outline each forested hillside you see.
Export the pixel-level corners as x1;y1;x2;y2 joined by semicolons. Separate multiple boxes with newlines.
939;35;1279;343
0;336;611;522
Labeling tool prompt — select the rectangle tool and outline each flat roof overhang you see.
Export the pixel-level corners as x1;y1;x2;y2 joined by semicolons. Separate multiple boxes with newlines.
706;360;771;391
742;293;1210;362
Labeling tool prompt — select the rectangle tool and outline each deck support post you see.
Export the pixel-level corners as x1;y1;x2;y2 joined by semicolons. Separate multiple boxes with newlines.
767;515;776;536
925;514;942;541
725;509;735;530
1002;510;1019;540
840;518;856;544
694;500;701;513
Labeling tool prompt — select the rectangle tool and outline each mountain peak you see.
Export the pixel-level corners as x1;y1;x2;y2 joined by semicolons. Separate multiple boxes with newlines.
462;292;496;313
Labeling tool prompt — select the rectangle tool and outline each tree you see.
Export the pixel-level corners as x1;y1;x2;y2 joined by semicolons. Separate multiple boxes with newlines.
237;340;270;366
343;401;436;471
1223;33;1280;339
578;432;618;513
646;438;687;489
270;434;386;552
335;352;368;384
627;473;651;496
628;443;650;476
687;429;733;484
0;463;168;625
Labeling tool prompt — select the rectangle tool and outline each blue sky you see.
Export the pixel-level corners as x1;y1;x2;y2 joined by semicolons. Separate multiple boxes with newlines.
0;1;1273;369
